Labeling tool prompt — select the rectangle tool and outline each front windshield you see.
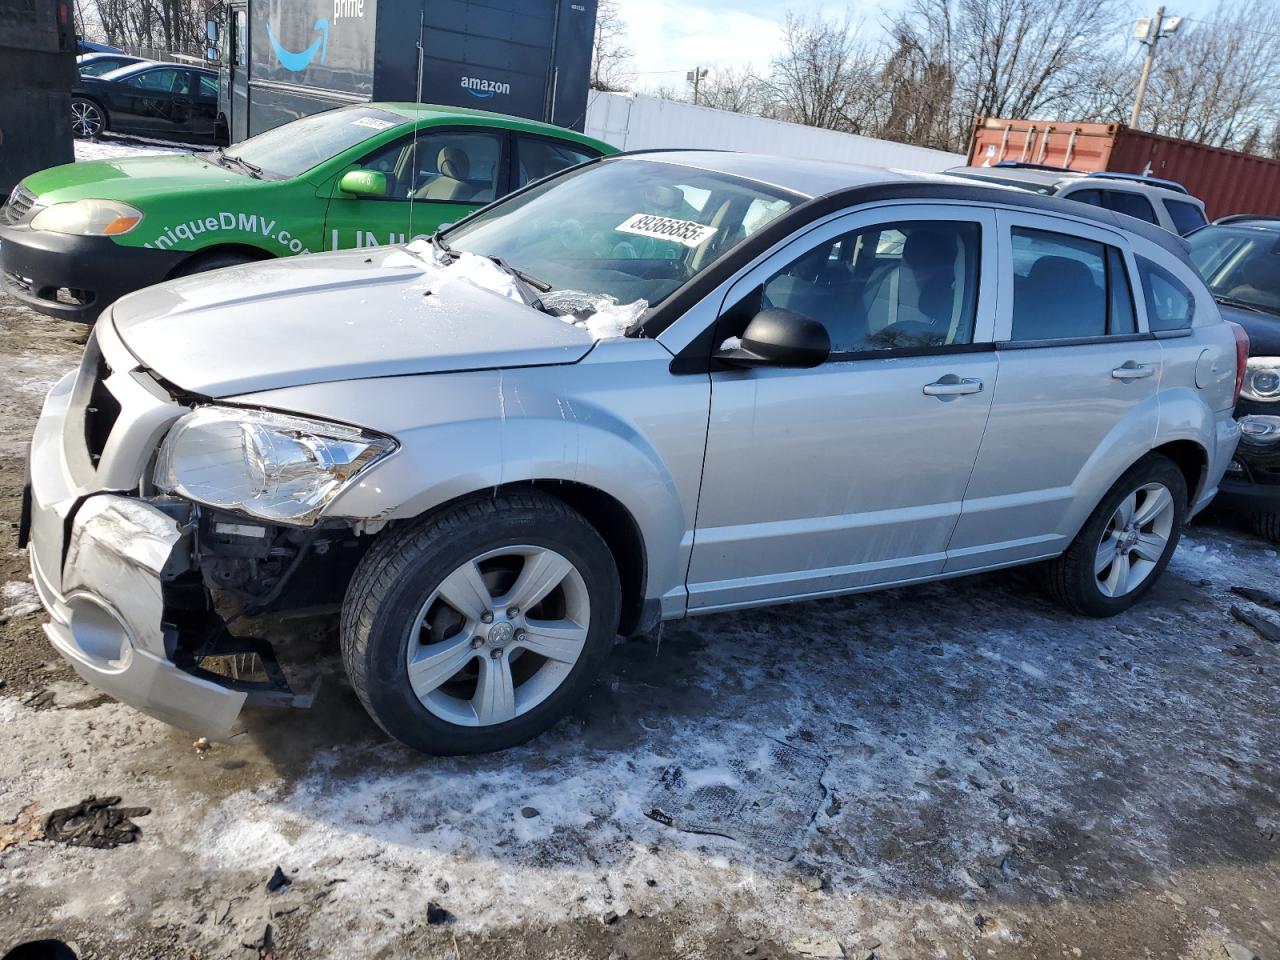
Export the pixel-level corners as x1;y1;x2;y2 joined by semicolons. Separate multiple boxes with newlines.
444;158;799;310
221;106;406;180
1189;226;1280;315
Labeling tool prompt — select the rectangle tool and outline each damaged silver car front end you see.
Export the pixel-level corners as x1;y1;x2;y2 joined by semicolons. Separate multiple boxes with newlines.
23;319;330;737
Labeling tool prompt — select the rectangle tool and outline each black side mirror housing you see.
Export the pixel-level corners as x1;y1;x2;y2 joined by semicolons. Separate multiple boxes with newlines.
715;308;830;369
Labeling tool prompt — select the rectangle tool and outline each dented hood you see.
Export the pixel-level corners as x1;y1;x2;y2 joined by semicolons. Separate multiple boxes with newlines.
110;247;595;397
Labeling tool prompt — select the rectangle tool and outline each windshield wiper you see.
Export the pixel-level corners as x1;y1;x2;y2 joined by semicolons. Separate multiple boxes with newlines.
489;255;552;294
430;229;454;258
1215;295;1279;316
213;147;262;179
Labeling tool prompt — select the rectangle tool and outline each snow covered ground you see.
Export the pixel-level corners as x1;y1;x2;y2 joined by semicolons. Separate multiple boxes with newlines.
0;297;1276;960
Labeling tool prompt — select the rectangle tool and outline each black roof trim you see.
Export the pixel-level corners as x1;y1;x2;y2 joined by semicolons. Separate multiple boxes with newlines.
1214;214;1280;228
637;180;1192;339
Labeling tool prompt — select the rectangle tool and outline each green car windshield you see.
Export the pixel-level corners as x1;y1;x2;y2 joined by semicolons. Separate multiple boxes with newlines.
444;158;799;309
1190;226;1280;316
221;106;406;180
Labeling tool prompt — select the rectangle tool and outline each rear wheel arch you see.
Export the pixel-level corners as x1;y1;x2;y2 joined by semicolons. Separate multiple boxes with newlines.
1151;439;1207;506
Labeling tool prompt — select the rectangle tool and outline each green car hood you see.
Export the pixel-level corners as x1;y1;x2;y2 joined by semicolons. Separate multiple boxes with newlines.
21;154;254;204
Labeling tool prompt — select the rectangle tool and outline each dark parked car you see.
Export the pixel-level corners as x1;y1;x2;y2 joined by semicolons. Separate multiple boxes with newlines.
1189;216;1280;539
77;38;124;54
77;52;147;77
70;62;219;143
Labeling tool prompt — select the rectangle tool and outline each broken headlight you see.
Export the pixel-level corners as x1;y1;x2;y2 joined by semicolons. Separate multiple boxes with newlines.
154;407;396;526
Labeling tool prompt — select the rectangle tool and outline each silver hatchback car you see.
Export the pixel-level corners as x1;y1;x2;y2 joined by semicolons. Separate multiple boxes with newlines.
23;152;1244;754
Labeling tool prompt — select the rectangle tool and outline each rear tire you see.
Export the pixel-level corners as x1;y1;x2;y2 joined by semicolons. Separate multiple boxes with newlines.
1043;454;1187;617
341;492;621;755
70;98;105;139
1253;512;1280;545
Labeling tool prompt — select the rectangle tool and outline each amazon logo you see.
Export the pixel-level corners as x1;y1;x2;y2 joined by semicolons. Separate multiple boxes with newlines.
460;76;510;99
266;17;329;72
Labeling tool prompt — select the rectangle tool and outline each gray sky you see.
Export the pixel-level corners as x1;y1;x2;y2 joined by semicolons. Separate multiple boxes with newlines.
619;0;1239;89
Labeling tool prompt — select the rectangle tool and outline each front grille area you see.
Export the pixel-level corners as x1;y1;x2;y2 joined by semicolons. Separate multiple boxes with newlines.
84;353;122;466
4;185;38;225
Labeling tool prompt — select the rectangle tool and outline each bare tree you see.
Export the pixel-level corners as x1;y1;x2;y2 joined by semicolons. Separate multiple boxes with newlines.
1127;0;1280;150
768;11;882;134
890;0;1129;151
83;0;217;56
591;0;634;92
697;65;772;115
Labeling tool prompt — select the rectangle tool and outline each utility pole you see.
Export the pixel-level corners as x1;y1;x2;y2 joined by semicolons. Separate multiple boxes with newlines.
1129;7;1182;128
687;67;708;105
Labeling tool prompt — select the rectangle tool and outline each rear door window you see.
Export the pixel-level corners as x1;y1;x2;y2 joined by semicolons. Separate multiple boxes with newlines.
1137;257;1196;331
515;136;600;188
1101;190;1158;224
1010;228;1137;340
1166;200;1208;236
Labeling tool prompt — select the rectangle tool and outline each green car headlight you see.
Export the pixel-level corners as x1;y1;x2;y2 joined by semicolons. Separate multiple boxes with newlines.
30;199;144;237
154;407;397;526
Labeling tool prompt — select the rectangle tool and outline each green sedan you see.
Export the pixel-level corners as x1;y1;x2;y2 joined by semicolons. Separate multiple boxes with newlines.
0;103;615;321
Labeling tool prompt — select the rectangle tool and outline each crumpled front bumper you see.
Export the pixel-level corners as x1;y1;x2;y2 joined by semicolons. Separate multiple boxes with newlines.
26;353;247;736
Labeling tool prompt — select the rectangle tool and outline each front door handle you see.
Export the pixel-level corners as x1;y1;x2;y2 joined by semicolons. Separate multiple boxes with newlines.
1112;361;1155;381
923;375;984;398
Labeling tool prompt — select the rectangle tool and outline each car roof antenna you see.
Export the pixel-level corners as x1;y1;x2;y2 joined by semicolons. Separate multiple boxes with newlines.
407;9;424;246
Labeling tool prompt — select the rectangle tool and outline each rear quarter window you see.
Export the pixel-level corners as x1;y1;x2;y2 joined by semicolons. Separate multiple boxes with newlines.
1137;257;1196;331
1165;199;1208;236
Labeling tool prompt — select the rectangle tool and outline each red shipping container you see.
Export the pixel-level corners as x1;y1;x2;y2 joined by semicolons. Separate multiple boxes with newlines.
966;117;1280;220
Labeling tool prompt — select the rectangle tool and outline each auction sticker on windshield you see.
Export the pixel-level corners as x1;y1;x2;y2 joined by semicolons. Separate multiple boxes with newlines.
616;214;717;247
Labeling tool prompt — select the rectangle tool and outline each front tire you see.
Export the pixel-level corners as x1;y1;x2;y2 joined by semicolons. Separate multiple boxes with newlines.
341;492;621;755
1043;454;1187;617
170;251;260;278
70;98;105;139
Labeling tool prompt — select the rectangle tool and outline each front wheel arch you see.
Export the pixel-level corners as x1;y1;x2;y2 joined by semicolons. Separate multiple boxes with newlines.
165;244;275;279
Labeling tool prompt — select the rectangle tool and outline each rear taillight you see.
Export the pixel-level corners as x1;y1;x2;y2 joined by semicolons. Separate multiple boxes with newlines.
1230;321;1250;407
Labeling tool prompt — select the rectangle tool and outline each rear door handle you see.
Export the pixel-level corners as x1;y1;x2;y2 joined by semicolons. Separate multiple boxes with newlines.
1112;362;1155;381
923;375;984;398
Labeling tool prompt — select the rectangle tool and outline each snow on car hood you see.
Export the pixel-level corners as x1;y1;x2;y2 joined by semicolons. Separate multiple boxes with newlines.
110;247;610;397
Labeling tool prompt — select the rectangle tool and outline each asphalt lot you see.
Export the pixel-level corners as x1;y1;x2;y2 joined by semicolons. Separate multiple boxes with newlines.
0;283;1278;959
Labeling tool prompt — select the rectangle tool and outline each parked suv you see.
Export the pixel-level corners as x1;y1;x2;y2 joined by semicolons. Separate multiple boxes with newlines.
1189;216;1280;538
22;153;1242;755
947;162;1209;236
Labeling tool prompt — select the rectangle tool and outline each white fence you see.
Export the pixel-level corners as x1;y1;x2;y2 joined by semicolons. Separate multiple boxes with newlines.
584;90;965;174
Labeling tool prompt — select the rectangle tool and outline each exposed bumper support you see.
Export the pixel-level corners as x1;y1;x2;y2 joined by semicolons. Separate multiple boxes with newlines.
30;494;249;736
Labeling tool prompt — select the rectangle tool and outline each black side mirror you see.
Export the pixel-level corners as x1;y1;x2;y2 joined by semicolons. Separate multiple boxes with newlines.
715;308;830;369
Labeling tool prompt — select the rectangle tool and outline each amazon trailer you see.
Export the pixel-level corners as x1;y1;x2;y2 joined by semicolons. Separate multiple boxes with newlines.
211;0;597;144
0;0;76;195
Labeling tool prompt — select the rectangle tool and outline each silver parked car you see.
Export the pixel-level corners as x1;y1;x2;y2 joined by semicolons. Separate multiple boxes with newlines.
945;163;1210;236
22;152;1244;754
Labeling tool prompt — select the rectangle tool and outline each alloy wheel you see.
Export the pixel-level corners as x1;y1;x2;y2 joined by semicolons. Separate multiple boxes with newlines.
71;100;103;138
405;545;591;727
1094;481;1176;598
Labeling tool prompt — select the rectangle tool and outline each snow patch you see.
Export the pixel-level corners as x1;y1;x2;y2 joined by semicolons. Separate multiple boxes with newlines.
74;137;189;163
393;239;646;339
1;580;40;621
